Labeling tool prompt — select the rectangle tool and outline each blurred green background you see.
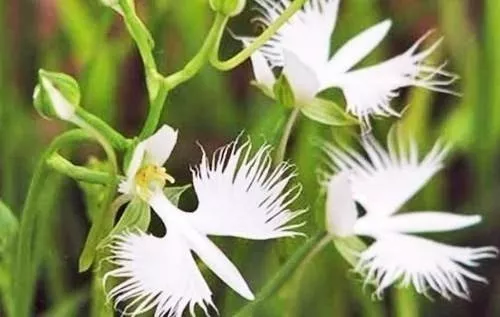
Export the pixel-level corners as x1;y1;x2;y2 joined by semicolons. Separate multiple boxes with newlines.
1;0;499;316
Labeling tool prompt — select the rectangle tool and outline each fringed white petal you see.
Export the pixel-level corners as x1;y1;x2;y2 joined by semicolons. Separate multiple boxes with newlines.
325;172;358;237
103;230;215;317
326;20;392;75
355;233;498;300
189;138;306;240
354;212;482;236
323;133;449;216
252;0;339;71
322;32;458;128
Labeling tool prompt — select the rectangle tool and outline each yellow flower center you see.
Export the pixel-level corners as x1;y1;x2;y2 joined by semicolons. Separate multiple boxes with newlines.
134;164;175;199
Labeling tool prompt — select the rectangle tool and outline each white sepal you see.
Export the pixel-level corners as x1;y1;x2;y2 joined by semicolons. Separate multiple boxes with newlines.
325;172;357;237
326;20;392;75
189;138;306;240
356;233;498;300
282;49;321;105
119;124;178;195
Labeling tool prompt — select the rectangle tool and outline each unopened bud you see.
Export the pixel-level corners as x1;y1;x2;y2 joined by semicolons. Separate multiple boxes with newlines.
209;0;246;17
33;70;80;122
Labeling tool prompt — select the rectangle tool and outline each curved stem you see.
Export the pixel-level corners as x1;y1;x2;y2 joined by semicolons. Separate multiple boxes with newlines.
46;153;118;185
233;231;329;317
75;108;131;151
139;13;228;139
139;81;169;139
211;0;306;71
164;14;228;89
12;130;91;317
119;0;160;99
275;107;301;164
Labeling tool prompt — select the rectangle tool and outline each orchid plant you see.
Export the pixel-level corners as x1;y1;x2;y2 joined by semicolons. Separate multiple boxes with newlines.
0;0;496;317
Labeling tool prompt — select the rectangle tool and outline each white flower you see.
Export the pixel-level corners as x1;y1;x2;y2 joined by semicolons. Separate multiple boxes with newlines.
105;124;305;317
323;132;497;299
241;0;457;128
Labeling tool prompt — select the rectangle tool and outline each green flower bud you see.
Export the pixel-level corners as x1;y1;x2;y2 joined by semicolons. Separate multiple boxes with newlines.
209;0;246;17
33;70;80;122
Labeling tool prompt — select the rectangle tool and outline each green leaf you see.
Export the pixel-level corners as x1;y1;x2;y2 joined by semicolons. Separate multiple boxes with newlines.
0;200;18;252
164;184;192;206
333;236;367;268
273;75;295;108
301;98;358;126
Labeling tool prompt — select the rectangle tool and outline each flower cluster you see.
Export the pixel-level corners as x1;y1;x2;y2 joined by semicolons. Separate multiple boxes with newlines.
23;0;496;317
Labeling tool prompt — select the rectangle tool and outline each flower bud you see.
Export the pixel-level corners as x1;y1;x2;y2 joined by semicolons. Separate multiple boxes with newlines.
209;0;246;17
33;70;80;122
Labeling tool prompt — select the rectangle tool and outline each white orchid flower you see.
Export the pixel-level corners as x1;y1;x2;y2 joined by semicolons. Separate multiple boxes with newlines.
105;124;305;317
241;0;457;128
323;132;497;299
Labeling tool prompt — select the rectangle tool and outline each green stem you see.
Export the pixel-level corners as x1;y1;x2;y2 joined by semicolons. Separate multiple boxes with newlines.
164;14;229;89
275;107;301;164
46;153;118;185
139;14;228;139
119;0;160;99
138;80;169;139
12;130;91;317
75;108;131;151
211;0;306;71
233;231;328;317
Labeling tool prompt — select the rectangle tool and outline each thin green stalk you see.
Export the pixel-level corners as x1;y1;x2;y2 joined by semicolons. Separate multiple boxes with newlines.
211;0;307;71
139;13;229;139
138;80;169;139
164;14;229;89
119;0;160;99
75;108;131;151
12;130;91;317
46;153;117;185
233;231;328;317
275;107;301;164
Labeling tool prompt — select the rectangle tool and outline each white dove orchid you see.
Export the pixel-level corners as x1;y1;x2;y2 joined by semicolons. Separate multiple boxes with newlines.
104;124;305;317
241;0;457;128
323;132;497;299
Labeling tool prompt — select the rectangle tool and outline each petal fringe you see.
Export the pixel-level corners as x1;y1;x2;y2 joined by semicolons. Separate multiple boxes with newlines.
189;137;306;240
103;230;215;317
322;132;449;216
355;234;498;300
322;32;458;129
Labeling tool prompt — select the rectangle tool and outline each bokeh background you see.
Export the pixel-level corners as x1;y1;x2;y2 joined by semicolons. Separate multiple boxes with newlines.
1;0;499;316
